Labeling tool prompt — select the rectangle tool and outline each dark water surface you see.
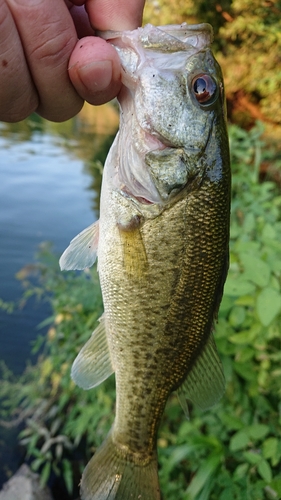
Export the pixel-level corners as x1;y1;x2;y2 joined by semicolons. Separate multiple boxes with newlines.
0;106;118;487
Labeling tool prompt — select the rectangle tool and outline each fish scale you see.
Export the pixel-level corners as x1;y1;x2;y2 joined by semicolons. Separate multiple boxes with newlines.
99;175;229;461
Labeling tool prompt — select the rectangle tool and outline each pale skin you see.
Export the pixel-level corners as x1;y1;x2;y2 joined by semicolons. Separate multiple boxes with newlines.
0;0;145;122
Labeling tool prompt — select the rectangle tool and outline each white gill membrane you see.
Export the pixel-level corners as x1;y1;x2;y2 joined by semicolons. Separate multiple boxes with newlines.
99;23;213;204
115;118;164;203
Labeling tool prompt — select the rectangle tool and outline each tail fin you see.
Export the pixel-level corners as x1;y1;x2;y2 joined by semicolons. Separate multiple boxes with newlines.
80;433;161;500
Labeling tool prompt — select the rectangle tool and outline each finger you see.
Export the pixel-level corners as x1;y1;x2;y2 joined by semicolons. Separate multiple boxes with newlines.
69;36;122;105
67;0;86;5
7;0;83;122
68;5;95;39
85;0;145;30
68;0;145;105
0;0;38;122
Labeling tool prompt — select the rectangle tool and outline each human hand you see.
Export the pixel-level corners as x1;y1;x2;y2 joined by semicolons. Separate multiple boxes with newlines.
0;0;145;123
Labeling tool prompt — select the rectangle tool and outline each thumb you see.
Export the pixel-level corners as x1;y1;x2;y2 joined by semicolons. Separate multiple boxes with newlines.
68;36;122;105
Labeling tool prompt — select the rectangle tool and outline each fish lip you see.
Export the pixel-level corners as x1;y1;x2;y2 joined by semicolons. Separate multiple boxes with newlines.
141;129;172;151
120;186;154;205
145;142;202;156
118;187;164;213
98;23;213;51
141;128;203;156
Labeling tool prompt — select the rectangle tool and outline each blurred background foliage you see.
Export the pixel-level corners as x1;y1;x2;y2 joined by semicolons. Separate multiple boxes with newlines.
1;1;281;499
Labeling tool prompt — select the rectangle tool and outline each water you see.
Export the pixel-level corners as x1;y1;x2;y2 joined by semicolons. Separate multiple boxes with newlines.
0;104;118;486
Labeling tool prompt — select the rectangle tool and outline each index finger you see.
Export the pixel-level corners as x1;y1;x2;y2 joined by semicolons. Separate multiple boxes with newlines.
84;0;145;31
7;0;83;121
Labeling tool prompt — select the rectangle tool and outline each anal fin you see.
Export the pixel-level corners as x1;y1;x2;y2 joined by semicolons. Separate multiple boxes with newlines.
177;333;225;416
71;315;114;390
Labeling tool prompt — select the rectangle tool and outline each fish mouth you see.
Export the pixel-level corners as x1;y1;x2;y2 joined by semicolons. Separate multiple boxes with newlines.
143;130;175;151
118;129;203;206
117;119;204;206
142;127;203;157
121;185;155;205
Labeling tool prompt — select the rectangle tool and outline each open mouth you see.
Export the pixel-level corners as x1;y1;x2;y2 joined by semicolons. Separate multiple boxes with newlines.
134;196;154;204
143;130;175;151
120;183;156;205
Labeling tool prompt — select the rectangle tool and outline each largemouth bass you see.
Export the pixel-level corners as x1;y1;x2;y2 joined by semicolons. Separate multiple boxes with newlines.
60;23;230;500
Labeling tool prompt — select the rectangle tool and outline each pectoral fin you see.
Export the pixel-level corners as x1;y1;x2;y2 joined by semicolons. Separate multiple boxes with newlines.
71;315;114;390
59;220;99;271
119;227;148;279
177;333;225;416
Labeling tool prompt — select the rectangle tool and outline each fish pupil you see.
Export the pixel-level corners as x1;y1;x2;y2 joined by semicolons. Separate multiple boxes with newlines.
192;74;216;104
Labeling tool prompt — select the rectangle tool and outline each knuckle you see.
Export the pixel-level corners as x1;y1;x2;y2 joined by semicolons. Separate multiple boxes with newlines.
28;22;74;68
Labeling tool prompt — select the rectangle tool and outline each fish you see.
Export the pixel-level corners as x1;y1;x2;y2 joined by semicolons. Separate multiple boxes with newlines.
59;22;231;500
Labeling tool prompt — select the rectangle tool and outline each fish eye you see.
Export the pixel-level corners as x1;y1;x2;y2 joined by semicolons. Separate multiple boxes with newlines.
192;74;217;106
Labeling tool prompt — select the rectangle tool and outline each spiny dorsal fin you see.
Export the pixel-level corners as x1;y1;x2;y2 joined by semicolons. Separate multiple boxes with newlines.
59;220;99;271
71;315;114;390
177;333;225;417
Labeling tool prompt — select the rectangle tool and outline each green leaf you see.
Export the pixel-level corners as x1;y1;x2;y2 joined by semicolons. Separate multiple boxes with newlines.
234;240;260;255
233;463;249;480
248;424;269;441
228;306;246;327
256;287;281;326
257;459;272;483
40;461;51;488
163;443;202;475
229;329;257;345
219;487;237;500
243;451;262;465
186;453;221;498
237;347;255;363
31;457;44;472
262;437;279;461
270;477;281;497
62;459;73;494
230;430;249;452
240;253;270;288
220;414;244;431
224;277;256;297
242;213;256;234
261;223;276;241
233;362;256;381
